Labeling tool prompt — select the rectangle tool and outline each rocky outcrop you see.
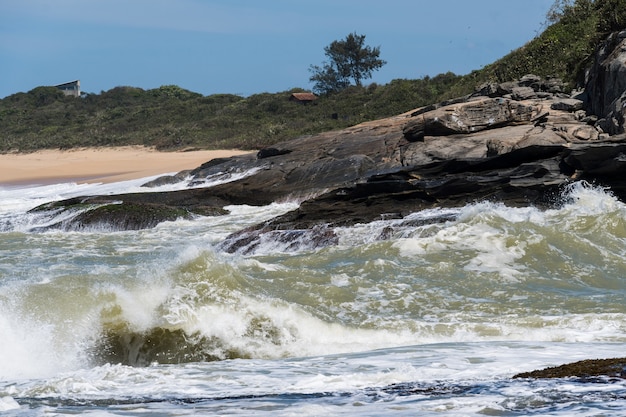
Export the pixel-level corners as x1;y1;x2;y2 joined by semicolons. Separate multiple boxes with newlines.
33;83;626;237
31;32;626;244
584;30;626;135
403;98;535;141
29;196;228;232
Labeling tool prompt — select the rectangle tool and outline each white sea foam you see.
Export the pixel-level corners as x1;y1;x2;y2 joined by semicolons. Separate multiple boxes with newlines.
0;166;263;217
0;396;19;411
1;180;626;415
4;341;625;415
0;306;83;379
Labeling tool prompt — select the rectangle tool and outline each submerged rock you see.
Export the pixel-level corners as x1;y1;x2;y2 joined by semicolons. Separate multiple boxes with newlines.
29;194;228;232
514;357;626;380
67;202;193;231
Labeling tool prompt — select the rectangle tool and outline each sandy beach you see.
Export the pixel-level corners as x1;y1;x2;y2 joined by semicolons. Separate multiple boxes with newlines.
0;147;252;186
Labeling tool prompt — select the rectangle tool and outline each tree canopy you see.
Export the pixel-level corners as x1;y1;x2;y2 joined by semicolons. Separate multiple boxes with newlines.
309;32;386;95
545;0;626;32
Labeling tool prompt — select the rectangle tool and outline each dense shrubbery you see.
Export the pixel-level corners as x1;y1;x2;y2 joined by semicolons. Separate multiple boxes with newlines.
1;0;625;153
0;77;462;152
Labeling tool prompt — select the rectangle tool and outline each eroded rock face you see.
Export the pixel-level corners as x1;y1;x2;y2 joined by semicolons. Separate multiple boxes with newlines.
585;30;626;134
403;98;535;141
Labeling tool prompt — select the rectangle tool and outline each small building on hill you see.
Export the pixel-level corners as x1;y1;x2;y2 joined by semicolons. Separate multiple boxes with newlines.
289;92;317;104
55;80;81;97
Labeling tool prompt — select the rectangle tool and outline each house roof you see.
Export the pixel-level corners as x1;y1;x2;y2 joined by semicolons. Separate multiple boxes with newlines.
290;92;317;101
54;80;80;88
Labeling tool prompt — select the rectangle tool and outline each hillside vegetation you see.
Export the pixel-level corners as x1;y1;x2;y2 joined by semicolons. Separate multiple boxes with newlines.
0;75;459;152
1;0;624;153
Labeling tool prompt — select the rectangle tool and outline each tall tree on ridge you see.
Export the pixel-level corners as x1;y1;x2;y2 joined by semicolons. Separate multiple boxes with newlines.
309;32;386;95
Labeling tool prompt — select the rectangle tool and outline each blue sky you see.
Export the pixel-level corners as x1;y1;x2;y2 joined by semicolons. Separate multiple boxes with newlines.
1;0;554;98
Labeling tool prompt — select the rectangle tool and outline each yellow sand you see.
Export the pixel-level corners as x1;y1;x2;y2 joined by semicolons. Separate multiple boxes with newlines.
0;147;252;185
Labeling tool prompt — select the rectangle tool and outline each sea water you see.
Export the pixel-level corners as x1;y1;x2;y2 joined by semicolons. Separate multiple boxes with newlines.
0;176;625;416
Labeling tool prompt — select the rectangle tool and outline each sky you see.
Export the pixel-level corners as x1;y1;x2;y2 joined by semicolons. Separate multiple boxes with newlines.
1;0;555;99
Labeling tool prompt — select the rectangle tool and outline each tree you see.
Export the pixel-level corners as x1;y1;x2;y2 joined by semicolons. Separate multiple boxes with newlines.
309;32;386;95
27;86;65;107
594;0;626;33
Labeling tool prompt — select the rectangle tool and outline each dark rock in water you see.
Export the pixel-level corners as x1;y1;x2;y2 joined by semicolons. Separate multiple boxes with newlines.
514;357;626;380
220;224;338;255
67;202;192;231
29;194;228;231
33;90;626;233
142;170;191;188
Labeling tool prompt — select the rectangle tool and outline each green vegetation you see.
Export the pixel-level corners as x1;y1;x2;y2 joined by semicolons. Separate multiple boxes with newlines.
0;76;461;152
1;0;625;153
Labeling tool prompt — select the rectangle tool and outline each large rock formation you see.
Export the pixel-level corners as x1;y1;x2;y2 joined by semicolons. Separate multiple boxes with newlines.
584;30;626;135
403;97;536;141
32;32;626;250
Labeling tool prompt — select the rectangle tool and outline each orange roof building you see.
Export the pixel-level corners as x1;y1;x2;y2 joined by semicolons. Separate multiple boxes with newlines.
289;92;318;103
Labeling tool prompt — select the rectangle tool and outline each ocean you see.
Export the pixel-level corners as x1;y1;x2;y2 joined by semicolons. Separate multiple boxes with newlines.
0;175;625;416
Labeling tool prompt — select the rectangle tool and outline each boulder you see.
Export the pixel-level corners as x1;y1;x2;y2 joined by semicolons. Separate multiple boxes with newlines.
403;98;535;141
511;86;537;101
473;82;501;97
495;81;518;96
541;77;565;94
550;98;584;112
518;74;542;88
471;76;564;100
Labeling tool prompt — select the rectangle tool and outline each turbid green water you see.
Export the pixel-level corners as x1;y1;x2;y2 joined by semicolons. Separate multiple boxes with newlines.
0;179;625;415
